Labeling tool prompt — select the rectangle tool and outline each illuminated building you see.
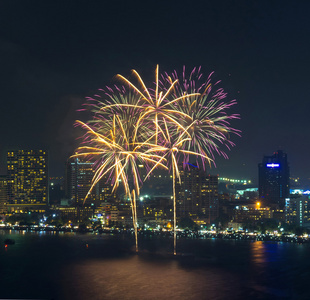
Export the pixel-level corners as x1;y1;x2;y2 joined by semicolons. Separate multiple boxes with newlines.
233;205;273;223
98;175;117;204
110;205;120;223
66;157;119;210
290;189;310;195
65;158;97;207
235;188;258;200
49;177;65;205
258;150;290;209
0;175;8;214
139;195;172;223
7;150;48;213
176;164;218;223
142;172;172;197
285;194;309;227
55;206;94;224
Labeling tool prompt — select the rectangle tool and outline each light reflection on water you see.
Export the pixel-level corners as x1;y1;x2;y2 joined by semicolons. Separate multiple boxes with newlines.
61;255;241;300
251;241;268;265
0;231;309;299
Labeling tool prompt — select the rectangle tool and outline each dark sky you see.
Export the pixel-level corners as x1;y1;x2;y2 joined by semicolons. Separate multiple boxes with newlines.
0;0;309;184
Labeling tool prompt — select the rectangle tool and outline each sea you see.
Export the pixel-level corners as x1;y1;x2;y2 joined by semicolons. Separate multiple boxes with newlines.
1;230;310;300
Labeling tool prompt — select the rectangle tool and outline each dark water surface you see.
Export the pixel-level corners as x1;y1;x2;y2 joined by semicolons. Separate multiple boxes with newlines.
1;230;310;300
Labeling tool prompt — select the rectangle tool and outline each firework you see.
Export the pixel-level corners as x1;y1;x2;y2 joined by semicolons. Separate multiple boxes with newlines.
162;66;240;169
144;121;212;255
73;65;239;256
156;67;240;254
72;91;167;252
98;65;199;145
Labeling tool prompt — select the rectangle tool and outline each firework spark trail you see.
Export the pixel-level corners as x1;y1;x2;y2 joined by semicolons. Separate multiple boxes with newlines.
162;66;241;170
73;65;239;256
72;97;168;252
104;65;200;145
144;120;212;255
155;67;240;254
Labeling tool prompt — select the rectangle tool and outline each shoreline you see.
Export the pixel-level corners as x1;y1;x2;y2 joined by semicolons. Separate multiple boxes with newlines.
1;226;308;244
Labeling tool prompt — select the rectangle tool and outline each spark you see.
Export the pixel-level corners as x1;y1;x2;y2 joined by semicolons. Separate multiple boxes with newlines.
144;120;212;255
162;66;241;169
72;102;167;252
73;65;240;256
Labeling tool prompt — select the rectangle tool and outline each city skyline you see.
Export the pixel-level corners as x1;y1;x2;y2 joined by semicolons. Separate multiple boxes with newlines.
1;1;309;183
1;3;310;298
0;147;309;186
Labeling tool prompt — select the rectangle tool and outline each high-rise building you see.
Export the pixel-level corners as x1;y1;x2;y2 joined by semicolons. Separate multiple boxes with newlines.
176;164;218;223
98;175;117;204
49;177;65;205
285;194;309;227
65;158;96;207
7;150;48;213
65;156;119;221
0;175;8;214
258;150;290;209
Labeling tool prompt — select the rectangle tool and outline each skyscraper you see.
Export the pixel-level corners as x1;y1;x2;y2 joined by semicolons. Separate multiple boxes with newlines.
0;175;8;214
7;150;48;213
98;175;117;204
65;156;120;223
65;158;96;207
176;164;218;223
258;150;290;209
285;194;309;227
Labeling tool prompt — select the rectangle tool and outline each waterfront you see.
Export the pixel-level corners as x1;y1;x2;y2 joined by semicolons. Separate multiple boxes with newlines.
1;230;310;300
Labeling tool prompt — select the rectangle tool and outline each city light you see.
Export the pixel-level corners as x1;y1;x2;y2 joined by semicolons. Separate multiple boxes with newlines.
266;163;280;168
219;177;252;184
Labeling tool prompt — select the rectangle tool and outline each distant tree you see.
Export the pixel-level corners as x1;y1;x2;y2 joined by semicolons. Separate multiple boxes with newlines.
294;226;307;236
214;213;230;228
6;213;39;226
179;217;199;230
243;222;258;232
81;217;91;226
258;218;279;233
51;216;65;227
6;215;18;224
78;223;87;232
282;223;297;234
280;223;308;235
92;220;102;230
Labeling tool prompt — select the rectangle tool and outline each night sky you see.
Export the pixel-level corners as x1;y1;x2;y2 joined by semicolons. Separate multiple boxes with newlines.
1;0;309;184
